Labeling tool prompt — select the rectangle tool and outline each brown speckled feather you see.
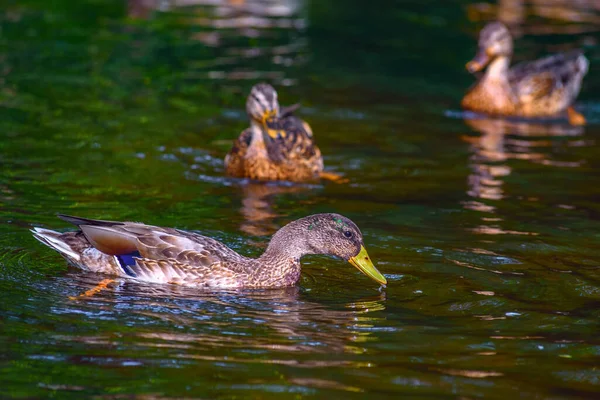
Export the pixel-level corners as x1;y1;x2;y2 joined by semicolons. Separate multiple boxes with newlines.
224;128;252;178
32;216;302;288
264;115;322;169
225;113;323;182
83;223;256;287
509;50;586;86
510;51;588;116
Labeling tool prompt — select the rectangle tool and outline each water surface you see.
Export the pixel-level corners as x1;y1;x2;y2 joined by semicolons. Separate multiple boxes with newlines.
1;0;600;398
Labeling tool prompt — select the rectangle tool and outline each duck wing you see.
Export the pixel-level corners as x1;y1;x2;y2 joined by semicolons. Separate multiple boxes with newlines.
509;50;588;101
265;115;320;164
58;214;246;284
511;72;556;102
228;103;303;162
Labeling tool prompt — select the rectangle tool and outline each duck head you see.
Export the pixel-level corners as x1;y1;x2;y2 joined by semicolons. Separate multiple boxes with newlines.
246;82;280;124
266;213;387;286
466;22;513;73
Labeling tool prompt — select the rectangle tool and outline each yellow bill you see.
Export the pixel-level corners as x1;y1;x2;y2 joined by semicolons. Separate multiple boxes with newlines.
348;245;387;285
466;50;490;73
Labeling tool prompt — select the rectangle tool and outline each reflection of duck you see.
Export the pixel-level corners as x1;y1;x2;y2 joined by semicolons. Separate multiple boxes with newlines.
65;278;386;360
32;213;386;288
462;22;588;125
127;0;308;83
463;117;584;202
225;83;344;182
467;0;600;35
140;291;387;355
238;182;310;236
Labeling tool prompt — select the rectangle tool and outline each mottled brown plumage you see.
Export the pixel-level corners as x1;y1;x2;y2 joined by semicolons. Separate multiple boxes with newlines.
225;83;324;182
31;213;386;289
462;22;588;124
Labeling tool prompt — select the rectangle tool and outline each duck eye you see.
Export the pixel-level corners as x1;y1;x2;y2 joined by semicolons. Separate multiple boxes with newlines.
344;231;353;239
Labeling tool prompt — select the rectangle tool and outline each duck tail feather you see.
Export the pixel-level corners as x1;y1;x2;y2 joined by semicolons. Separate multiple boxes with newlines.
31;227;81;262
57;214;123;227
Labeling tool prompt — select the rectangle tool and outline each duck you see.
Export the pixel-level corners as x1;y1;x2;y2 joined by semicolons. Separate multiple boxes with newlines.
31;213;386;289
225;83;344;182
461;21;588;125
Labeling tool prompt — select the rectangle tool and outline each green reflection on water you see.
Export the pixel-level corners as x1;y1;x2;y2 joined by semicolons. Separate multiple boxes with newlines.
1;0;600;398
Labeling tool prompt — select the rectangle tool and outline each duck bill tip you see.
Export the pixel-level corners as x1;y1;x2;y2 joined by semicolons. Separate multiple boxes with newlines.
348;245;387;286
466;61;480;73
466;51;490;73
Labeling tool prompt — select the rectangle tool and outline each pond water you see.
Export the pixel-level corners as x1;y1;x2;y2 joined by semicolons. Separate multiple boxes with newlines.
1;0;600;398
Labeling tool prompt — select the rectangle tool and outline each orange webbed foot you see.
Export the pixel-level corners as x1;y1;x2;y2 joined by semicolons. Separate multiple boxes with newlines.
69;279;115;300
319;171;349;184
567;107;586;126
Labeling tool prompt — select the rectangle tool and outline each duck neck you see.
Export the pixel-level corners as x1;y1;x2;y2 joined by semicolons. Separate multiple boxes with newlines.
484;55;511;82
254;218;315;286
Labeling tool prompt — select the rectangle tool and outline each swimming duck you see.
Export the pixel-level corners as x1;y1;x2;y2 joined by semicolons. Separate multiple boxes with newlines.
31;213;386;288
461;21;588;125
225;83;343;182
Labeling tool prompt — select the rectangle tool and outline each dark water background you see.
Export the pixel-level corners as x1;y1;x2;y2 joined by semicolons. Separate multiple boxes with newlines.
1;0;600;398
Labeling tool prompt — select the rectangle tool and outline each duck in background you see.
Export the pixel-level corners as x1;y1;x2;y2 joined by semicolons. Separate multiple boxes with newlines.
225;83;345;182
462;21;588;125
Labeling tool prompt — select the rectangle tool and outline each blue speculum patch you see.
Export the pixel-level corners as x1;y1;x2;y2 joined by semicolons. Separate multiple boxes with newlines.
116;251;141;277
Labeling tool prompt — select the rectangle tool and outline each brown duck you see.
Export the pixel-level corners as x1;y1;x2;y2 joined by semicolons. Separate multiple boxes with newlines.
225;83;343;182
462;21;588;125
31;213;386;289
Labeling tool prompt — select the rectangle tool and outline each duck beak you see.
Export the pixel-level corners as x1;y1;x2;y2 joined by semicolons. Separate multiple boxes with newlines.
466;50;490;73
348;245;387;285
